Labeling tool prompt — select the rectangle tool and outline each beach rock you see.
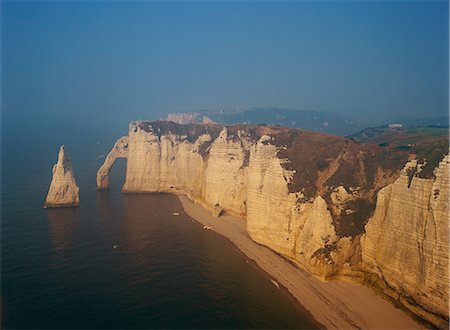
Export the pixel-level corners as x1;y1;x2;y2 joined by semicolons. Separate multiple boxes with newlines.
97;120;449;327
44;145;80;208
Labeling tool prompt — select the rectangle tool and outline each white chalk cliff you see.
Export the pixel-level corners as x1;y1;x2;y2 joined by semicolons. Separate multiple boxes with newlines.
361;156;449;328
44;145;80;208
97;121;449;327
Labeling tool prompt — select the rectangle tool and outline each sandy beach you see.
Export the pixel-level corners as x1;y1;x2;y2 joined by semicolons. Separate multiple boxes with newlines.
178;195;424;330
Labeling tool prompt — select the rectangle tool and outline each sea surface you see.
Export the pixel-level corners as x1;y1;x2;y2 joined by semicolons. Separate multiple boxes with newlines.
1;122;316;329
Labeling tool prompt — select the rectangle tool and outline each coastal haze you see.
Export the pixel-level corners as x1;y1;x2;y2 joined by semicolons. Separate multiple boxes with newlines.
2;1;449;330
3;1;448;127
1;126;316;329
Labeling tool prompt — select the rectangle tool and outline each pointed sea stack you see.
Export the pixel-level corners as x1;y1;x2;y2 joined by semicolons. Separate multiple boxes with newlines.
44;145;80;208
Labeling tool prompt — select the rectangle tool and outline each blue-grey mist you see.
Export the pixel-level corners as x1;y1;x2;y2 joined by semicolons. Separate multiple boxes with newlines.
2;1;448;127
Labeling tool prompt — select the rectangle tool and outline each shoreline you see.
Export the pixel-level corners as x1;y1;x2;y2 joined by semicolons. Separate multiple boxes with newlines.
178;195;424;330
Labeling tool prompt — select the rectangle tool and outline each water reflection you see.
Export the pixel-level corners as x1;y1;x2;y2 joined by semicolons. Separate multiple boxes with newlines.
96;190;114;221
46;207;80;251
121;194;161;253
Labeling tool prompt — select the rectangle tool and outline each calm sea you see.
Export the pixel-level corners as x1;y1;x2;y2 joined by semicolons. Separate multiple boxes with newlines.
1;122;316;329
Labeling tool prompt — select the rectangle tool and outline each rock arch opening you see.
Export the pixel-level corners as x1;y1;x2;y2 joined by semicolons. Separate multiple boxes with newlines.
96;136;128;190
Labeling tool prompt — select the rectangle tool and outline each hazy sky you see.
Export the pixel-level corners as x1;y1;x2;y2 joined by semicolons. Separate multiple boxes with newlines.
2;1;448;127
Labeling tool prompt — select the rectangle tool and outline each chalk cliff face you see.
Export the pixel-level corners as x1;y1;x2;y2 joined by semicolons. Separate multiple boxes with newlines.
98;121;449;327
361;156;449;328
44;145;80;208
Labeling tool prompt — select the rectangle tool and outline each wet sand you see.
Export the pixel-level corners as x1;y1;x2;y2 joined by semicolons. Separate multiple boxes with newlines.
178;195;424;330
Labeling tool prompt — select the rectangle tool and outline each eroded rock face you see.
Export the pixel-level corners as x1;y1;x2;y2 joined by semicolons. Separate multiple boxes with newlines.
44;146;80;208
97;136;129;190
361;156;449;327
203;128;248;217
98;121;449;327
120;122;208;198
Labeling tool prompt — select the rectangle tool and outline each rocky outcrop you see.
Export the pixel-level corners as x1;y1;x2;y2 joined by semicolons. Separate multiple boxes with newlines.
44;145;80;208
165;112;216;125
361;156;449;328
98;121;449;327
97;136;128;190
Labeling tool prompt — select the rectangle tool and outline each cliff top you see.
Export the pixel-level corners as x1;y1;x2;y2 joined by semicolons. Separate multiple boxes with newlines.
132;120;448;237
134;120;223;143
134;121;448;182
135;120;338;144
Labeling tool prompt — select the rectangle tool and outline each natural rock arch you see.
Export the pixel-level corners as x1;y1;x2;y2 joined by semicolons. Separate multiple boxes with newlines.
96;136;128;190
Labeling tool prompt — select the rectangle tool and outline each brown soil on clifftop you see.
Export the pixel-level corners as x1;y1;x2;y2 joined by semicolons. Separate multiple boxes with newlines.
138;120;223;142
140;121;448;238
